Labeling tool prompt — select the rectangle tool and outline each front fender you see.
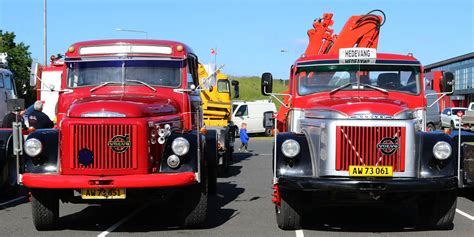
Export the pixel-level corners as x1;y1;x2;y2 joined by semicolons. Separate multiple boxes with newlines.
159;131;200;173
275;132;313;177
22;129;59;174
417;131;456;178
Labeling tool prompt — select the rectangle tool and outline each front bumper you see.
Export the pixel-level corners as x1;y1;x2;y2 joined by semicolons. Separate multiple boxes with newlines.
22;172;197;189
278;176;458;192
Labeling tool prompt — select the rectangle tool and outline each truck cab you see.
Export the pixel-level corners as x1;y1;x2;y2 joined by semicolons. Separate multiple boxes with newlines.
0;68;18;124
263;48;458;230
21;40;217;230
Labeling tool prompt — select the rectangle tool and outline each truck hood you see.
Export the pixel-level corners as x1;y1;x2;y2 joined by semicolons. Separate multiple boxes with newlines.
67;95;178;118
308;96;410;117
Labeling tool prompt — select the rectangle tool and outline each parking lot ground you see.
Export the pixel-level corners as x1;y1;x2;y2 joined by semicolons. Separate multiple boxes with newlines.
0;137;473;237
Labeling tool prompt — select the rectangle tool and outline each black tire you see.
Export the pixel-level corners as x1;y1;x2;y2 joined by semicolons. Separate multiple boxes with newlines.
417;191;457;230
275;188;302;230
217;150;229;177
0;155;18;196
234;126;240;138
31;189;59;230
450;121;455;130
206;131;218;195
181;178;208;228
426;123;436;132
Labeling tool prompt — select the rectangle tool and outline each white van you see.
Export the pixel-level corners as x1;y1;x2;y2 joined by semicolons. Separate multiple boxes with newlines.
232;100;276;136
0;68;18;124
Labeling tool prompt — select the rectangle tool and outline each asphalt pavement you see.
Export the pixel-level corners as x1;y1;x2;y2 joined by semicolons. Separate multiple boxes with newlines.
0;137;473;237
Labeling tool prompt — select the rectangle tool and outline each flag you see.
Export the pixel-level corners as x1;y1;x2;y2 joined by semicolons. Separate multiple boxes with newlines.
211;48;216;55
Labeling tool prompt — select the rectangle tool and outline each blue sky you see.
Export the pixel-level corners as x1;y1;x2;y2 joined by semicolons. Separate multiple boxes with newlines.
1;0;473;79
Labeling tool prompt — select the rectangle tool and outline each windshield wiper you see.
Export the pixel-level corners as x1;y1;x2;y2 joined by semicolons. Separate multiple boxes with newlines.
329;82;388;94
90;81;122;92
329;82;356;94
126;79;157;92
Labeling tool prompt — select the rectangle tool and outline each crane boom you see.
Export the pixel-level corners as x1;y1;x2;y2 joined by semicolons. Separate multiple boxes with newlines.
304;10;385;56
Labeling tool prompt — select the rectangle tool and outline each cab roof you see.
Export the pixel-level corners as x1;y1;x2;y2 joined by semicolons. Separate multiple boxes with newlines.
65;39;194;59
295;53;421;67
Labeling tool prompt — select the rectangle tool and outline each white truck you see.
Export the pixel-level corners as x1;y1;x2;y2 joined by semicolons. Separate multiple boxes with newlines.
461;102;474;130
232;100;276;136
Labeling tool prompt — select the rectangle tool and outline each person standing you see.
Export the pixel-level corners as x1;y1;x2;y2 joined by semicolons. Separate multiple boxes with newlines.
239;122;250;152
28;101;54;129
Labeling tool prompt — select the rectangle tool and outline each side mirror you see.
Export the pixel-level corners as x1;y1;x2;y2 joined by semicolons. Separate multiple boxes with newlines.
232;80;240;98
261;72;273;95
441;71;454;94
263;111;274;129
30;59;40;86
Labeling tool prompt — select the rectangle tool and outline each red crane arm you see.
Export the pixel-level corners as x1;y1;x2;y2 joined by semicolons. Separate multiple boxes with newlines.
304;10;385;56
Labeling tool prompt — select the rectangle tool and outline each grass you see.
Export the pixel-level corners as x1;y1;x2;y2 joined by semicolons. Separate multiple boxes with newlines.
229;76;288;103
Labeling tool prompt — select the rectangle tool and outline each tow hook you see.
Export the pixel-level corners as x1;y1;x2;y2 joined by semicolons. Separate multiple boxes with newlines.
272;184;281;207
369;192;381;200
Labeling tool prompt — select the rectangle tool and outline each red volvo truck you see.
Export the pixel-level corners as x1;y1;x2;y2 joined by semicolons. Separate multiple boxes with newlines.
19;39;218;230
262;11;458;230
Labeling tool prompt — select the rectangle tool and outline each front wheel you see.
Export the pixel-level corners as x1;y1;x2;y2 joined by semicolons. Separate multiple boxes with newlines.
264;128;272;137
31;189;59;230
181;180;208;228
275;188;302;230
0;155;18;196
417;191;457;230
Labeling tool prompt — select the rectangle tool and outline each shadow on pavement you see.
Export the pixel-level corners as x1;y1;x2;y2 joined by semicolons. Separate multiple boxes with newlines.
58;181;245;232
301;203;452;233
458;188;474;201
0;187;29;210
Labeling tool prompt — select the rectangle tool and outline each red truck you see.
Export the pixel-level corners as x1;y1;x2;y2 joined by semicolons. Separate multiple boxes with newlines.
262;11;458;230
19;39;218;230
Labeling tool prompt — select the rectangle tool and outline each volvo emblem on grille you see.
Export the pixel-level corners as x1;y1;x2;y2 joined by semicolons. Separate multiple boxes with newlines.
108;134;131;153
376;137;399;155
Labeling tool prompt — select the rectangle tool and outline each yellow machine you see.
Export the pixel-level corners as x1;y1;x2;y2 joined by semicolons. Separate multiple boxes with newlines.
198;63;232;126
198;63;235;174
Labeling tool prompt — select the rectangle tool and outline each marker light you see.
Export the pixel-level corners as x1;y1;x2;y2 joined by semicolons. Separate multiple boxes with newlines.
24;138;43;157
79;45;172;55
433;141;452;160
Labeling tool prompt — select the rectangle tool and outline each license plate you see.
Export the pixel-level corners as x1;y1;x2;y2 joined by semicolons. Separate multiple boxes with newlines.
349;166;393;177
81;188;126;199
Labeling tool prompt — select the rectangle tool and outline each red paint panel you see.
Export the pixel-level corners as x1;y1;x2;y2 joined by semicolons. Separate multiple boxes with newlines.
22;172;196;189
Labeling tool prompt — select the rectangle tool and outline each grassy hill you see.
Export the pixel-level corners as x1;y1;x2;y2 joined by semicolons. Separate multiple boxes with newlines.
229;76;288;102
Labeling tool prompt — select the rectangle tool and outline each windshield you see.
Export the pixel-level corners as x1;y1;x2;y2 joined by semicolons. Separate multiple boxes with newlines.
297;64;421;95
217;80;230;93
67;60;182;88
452;109;466;114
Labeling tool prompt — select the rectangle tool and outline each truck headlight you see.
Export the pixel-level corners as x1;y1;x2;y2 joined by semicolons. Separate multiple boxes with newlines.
171;137;190;156
281;139;300;158
433;141;451;160
24;138;43;157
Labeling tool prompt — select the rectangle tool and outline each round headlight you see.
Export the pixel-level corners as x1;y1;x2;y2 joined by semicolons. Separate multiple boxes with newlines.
281;139;300;158
167;155;180;169
172;137;190;156
24;138;43;157
433;141;452;160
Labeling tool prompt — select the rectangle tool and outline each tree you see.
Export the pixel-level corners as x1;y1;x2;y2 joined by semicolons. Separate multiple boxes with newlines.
0;30;35;105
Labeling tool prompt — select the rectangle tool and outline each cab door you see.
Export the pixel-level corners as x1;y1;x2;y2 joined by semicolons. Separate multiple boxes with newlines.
233;104;248;131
